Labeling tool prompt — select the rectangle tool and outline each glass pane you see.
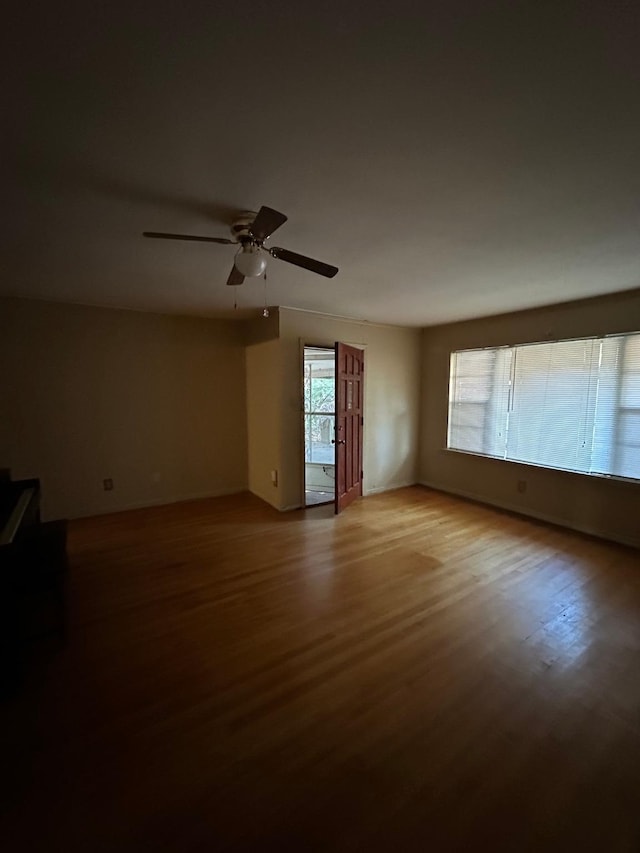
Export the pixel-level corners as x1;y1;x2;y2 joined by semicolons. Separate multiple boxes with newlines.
507;339;597;472
451;350;496;403
448;348;511;456
614;444;640;479
450;402;493;454
305;414;335;463
617;410;640;447
620;373;640;408
309;362;335;412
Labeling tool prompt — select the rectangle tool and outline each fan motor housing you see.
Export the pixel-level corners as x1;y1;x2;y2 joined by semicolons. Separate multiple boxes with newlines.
230;211;258;244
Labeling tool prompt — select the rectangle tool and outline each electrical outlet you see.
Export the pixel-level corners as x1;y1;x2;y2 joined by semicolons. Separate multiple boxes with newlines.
103;478;114;491
271;470;278;487
517;479;527;494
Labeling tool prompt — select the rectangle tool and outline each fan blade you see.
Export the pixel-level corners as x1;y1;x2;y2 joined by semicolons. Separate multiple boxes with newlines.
226;265;245;286
249;206;288;241
270;247;338;278
143;231;233;245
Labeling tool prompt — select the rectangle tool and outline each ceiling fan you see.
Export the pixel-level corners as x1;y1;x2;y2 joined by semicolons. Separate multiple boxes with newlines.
143;206;338;286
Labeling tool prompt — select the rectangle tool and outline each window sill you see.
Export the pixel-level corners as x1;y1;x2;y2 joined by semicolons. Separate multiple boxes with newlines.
442;448;640;486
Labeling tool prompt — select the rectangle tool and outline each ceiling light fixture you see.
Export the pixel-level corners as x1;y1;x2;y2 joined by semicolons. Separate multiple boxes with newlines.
234;244;268;277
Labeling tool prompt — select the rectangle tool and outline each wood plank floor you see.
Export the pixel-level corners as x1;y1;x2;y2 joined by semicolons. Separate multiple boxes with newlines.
1;486;639;851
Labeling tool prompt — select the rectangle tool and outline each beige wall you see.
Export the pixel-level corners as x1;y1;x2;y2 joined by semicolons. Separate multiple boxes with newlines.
246;337;282;508
278;308;422;510
420;289;640;547
6;289;635;546
0;298;248;519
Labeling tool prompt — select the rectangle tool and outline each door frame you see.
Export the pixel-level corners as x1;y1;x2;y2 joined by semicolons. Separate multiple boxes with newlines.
300;341;336;508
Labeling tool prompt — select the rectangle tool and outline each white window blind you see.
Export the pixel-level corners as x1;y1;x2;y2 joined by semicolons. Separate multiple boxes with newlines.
447;332;640;481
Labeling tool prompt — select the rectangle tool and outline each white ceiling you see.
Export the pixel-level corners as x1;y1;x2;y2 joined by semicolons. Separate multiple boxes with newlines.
3;1;639;326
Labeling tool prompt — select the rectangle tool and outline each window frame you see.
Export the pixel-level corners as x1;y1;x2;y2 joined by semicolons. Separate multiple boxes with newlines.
446;331;640;485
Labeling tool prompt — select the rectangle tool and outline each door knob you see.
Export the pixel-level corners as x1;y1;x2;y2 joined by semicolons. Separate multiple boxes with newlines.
331;439;345;445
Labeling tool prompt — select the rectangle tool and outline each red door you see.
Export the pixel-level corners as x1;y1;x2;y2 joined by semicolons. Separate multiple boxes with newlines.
334;342;364;514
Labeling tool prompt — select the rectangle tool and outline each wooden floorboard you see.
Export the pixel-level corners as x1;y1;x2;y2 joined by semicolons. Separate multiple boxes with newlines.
1;486;639;851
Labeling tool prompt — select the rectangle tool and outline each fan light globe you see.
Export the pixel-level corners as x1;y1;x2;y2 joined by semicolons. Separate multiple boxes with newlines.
235;245;267;277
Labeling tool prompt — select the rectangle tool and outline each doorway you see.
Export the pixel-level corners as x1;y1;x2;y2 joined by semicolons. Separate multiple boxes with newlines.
303;346;335;507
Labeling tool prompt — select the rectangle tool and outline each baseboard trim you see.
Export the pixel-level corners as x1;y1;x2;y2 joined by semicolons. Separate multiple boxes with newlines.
418;480;639;550
70;486;249;520
364;480;417;497
122;486;248;513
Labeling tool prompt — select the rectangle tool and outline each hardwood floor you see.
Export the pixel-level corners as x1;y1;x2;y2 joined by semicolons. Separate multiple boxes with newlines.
1;486;639;851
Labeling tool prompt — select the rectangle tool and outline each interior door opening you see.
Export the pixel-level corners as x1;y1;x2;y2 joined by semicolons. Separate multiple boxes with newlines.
303;346;336;507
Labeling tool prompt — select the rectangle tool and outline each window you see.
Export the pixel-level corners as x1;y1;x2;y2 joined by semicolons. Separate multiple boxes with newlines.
447;332;640;481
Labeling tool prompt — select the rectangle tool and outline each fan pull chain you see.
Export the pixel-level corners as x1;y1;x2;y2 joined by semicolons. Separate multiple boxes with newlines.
262;271;269;318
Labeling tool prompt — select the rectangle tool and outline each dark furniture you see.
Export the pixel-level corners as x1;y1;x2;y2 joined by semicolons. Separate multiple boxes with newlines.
1;471;68;696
